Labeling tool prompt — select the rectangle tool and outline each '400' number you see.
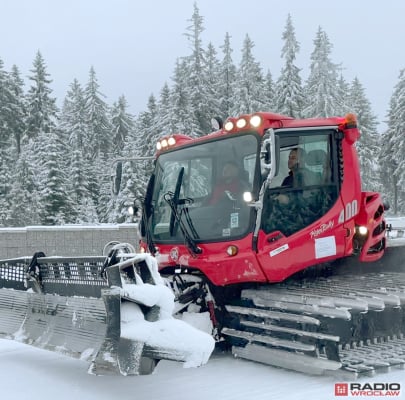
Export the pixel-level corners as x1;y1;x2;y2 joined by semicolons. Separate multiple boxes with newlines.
338;200;358;223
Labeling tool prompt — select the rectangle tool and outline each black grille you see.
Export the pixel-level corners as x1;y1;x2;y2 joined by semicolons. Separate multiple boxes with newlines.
0;258;29;289
37;257;108;297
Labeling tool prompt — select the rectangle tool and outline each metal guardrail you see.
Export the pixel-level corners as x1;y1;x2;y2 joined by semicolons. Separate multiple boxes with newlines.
386;224;405;239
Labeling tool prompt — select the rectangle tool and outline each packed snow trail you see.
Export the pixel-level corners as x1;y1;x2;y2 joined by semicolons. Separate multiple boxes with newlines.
1;338;404;400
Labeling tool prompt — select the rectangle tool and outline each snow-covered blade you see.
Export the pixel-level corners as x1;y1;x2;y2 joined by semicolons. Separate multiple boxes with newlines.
0;252;214;376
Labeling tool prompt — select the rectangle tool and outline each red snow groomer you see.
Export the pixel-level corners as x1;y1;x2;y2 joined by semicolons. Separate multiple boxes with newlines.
2;111;405;377
137;111;405;376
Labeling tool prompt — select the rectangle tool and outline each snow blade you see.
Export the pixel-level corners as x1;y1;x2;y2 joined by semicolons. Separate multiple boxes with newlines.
88;287;155;376
0;252;214;376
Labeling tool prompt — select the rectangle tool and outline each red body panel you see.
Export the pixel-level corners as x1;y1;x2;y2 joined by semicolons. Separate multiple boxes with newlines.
155;235;267;286
355;192;386;262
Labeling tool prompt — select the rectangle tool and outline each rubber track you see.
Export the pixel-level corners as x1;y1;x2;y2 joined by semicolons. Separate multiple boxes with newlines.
223;272;405;377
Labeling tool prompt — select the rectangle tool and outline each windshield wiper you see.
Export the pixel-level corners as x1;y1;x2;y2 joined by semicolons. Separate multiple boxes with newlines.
142;174;157;254
164;168;202;256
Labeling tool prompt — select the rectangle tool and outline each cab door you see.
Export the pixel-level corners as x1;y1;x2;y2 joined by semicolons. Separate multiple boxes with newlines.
256;129;348;282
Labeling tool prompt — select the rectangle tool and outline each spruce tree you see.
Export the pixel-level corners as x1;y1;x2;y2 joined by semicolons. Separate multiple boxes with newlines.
38;129;73;225
138;94;158;158
380;69;405;213
0;59;13;225
275;14;304;117
183;2;212;134
169;59;199;136
205;42;222;123
83;67;112;218
263;70;276;112
83;66;112;159
60;79;97;222
232;34;265;115
155;83;173;135
8;157;41;226
60;79;87;151
8;65;27;156
25;51;59;139
304;27;342;117
110;95;135;155
218;32;237;119
106;96;154;222
336;74;351;115
348;77;380;192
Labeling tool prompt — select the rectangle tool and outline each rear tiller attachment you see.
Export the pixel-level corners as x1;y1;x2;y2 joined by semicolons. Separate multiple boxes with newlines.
0;247;214;375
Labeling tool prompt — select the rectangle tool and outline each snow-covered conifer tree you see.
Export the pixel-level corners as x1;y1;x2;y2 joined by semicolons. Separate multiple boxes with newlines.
25;51;59;139
110;95;135;155
348;77;381;192
232;34;265;115
380;69;405;213
83;66;112;160
218;32;237;119
304;27;342;117
169;59;199;136
8;65;26;156
274;14;304;117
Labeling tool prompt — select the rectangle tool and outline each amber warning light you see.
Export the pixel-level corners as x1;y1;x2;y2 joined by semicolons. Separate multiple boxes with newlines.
344;113;357;128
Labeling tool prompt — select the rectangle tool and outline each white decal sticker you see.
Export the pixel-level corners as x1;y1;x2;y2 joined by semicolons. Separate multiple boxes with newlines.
242;260;259;277
269;244;289;257
310;220;334;238
315;236;336;259
338;200;359;223
230;213;239;228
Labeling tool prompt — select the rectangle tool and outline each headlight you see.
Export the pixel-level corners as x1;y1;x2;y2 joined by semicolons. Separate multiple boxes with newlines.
243;191;253;202
357;226;368;235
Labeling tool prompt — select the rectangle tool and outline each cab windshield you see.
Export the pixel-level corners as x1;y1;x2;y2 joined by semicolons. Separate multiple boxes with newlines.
150;134;258;242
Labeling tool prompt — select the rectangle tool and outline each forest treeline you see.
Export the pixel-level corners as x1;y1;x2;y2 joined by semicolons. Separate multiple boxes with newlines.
0;4;404;226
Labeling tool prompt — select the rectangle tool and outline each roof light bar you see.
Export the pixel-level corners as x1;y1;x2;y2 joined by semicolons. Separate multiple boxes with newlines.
156;136;177;151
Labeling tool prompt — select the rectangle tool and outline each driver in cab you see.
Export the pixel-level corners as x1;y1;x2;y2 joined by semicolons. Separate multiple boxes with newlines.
278;148;305;204
208;162;245;205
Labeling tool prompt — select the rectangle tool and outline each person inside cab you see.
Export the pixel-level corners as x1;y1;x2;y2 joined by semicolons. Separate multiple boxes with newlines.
282;148;305;186
208;161;248;205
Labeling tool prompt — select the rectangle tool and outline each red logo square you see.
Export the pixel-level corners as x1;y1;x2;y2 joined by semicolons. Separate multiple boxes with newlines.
335;383;348;396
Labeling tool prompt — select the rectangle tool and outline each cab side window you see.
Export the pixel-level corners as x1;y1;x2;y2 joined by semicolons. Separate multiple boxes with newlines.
261;133;338;236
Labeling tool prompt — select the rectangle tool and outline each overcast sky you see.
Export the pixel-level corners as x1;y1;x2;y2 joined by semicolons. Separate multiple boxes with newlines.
1;0;404;131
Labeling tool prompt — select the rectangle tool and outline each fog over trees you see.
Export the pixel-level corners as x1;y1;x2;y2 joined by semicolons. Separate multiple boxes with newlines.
0;4;404;226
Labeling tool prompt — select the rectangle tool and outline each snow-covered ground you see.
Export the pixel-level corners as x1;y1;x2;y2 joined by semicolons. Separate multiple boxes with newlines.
1;338;404;400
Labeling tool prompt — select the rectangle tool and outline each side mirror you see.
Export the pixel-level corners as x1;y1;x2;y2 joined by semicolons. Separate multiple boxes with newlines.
128;203;140;217
260;129;280;180
112;161;123;195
